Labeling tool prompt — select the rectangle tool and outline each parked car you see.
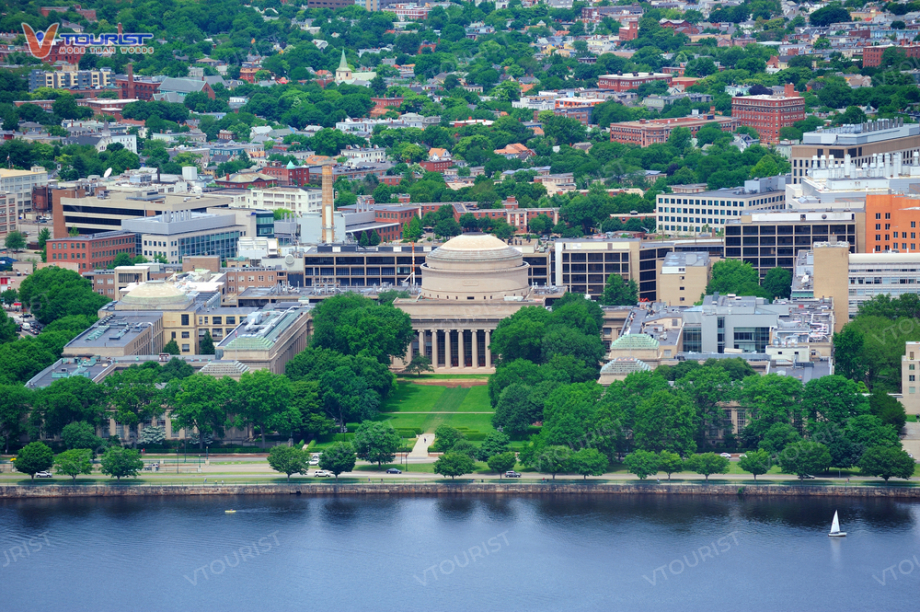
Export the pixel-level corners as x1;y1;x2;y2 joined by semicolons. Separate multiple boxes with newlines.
309;458;319;465
312;470;333;477
386;468;402;474
505;471;522;478
720;453;732;459
35;471;53;478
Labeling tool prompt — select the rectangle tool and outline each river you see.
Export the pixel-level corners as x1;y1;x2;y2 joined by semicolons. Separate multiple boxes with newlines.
2;494;918;611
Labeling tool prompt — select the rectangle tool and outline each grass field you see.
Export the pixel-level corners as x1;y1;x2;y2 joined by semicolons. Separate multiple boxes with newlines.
377;382;496;435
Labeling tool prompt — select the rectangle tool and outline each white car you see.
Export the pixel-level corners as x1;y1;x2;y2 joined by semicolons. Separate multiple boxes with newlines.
309;458;319;465
312;470;334;477
35;471;53;478
720;453;732;459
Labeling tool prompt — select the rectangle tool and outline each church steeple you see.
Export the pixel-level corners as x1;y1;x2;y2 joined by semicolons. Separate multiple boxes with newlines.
335;49;352;83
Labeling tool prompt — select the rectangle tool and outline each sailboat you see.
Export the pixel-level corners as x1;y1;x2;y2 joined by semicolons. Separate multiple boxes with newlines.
828;511;846;537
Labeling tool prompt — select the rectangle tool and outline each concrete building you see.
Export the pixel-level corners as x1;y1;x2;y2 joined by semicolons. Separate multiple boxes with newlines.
656;176;790;235
598;72;672;92
0;167;49;216
725;210;862;278
55;191;232;238
247;186;323;216
394;233;562;373
46;230;136;272
791;119;920;185
28;66;114;91
791;241;851;330
216;306;312;374
121;209;246;264
901;342;920;417
658;251;711;306
731;84;805;145
0;194;14;236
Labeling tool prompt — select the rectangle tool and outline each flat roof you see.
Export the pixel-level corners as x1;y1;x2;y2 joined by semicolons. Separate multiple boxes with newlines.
66;313;161;350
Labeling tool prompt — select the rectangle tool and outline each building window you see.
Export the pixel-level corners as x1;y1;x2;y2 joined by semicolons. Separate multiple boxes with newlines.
181;331;190;339
181;314;190;326
181;344;190;352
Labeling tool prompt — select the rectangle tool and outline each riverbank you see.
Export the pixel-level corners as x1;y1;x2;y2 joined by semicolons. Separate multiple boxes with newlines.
3;481;920;499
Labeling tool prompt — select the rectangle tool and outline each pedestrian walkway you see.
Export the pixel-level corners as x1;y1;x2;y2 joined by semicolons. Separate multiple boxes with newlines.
901;422;920;459
409;434;435;458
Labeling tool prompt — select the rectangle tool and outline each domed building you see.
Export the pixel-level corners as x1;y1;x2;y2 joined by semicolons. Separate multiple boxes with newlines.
395;233;557;373
420;233;530;301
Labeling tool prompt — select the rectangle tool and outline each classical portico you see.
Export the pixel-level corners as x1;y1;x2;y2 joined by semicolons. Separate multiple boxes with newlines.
395;233;553;374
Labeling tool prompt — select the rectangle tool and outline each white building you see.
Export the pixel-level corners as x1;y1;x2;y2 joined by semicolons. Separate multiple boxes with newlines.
247;186;322;216
0;167;49;216
340;145;387;166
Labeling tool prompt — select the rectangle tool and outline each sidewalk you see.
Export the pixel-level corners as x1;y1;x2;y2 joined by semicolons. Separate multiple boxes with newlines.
408;434;435;459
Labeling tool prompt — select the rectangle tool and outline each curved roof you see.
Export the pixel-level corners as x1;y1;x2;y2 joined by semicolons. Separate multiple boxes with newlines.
121;281;188;306
427;233;523;264
600;357;652;374
609;333;660;350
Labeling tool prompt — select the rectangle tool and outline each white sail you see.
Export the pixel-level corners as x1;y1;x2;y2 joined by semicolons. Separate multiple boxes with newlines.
831;511;840;534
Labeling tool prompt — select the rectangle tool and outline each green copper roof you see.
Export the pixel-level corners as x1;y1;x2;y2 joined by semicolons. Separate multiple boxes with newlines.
610;333;660;350
338;49;349;71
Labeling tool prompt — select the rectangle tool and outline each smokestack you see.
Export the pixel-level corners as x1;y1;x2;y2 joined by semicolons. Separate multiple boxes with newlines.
321;164;335;243
117;23;123;35
126;63;135;99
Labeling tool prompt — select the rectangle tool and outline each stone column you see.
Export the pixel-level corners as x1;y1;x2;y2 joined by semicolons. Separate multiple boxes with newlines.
417;330;424;358
458;328;465;369
431;329;439;369
472;329;480;369
445;329;452;369
485;329;492;369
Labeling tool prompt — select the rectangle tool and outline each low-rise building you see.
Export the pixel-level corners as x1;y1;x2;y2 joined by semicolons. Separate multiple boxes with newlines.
216;306;312;374
657;251;711;306
46;230;136;272
598;72;672;92
732;84;805;145
0;167;49;216
609;112;738;147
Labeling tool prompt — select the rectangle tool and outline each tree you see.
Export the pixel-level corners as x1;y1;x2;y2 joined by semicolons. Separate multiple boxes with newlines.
534;445;572;480
309;294;413;365
758;423;801;455
1;288;18;306
162;340;180;355
403;354;433;377
778;441;832;479
0;385;31;452
199;330;215;355
18;265;109;325
62;421;102;453
99;447;144;480
600;274;638;306
869;389;907;433
624;449;660;480
488;451;517;477
762;267;791;300
434;452;475;479
706;259;767;298
431;424;464;452
319;442;357;480
657;451;684;481
801;375;868;426
633;390;696;456
54;449;93;482
686;452;730;482
478;430;511;461
4;231;26;251
138;425;166;447
267;445;308;483
235;370;294;447
168;375;233;448
738;449;772;480
809;5;851;27
569;447;607;480
858;446;915;483
353;421;401;465
14;441;54;480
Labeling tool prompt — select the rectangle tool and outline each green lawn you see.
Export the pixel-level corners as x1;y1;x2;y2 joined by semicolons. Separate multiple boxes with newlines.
399;374;490;380
376;382;495;434
380;411;495;434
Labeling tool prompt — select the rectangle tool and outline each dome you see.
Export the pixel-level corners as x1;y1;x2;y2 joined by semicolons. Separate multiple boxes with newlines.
120;281;190;307
428;233;522;263
420;233;529;301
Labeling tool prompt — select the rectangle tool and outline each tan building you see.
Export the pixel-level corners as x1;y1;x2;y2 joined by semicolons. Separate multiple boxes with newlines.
812;242;850;333
216;307;312;374
395;233;562;373
657;251;711;306
902;342;920;418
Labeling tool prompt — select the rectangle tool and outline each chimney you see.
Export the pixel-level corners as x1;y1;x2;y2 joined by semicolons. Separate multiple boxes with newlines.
321;164;335;243
117;22;123;35
784;83;795;97
126;63;135;99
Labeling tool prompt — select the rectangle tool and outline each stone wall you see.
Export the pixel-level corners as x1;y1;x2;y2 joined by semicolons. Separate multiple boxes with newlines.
2;482;920;499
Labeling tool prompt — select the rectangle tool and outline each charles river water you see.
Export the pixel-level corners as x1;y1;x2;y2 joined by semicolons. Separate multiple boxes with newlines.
2;494;918;611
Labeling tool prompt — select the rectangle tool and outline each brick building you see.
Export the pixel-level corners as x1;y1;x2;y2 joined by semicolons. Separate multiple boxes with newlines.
862;44;920;68
598;72;672;92
46;230;136;271
731;84;805;144
609;112;739;147
116;65;161;101
261;161;311;187
865;193;920;253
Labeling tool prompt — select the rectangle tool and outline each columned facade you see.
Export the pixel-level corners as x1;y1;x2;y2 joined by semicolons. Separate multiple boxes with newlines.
408;326;496;372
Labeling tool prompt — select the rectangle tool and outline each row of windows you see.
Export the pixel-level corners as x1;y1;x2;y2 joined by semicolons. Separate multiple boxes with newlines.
659;196;784;207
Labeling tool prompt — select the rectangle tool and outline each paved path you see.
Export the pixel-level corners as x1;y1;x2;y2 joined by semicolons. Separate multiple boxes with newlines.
902;422;920;459
408;434;435;458
381;412;494;414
